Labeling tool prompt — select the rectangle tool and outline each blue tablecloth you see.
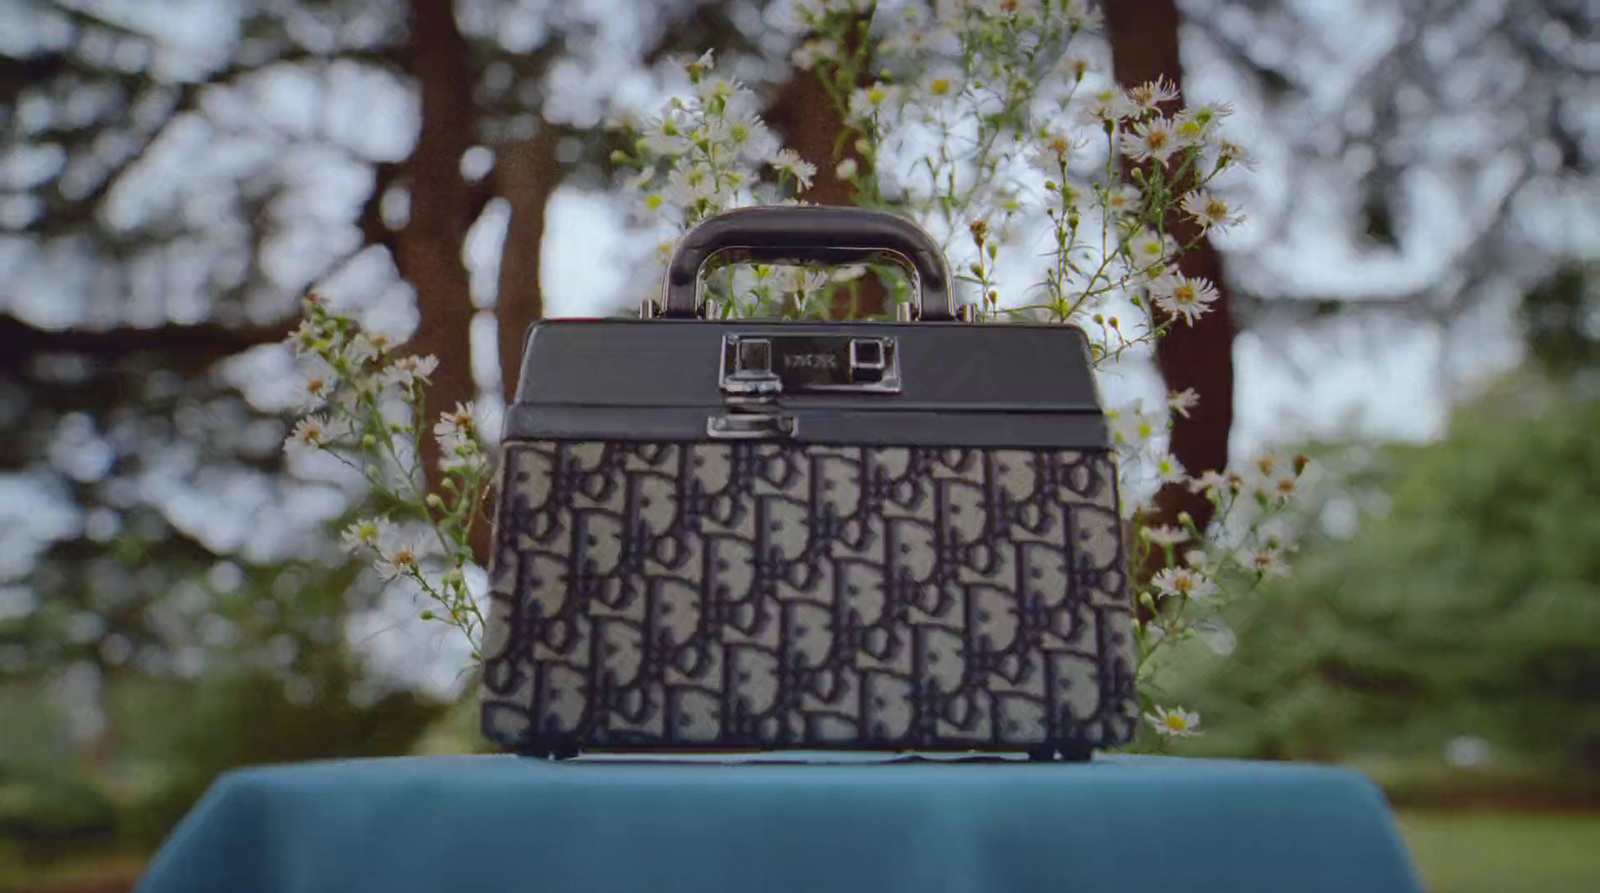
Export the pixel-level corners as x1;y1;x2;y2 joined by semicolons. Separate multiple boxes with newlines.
134;753;1422;893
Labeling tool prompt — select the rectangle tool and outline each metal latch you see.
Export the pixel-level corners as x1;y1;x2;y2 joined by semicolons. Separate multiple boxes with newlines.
718;333;901;395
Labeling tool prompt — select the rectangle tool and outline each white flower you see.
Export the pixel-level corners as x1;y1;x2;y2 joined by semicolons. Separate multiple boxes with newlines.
288;319;323;356
1108;405;1161;447
1028;130;1083;178
284;414;331;458
1141;525;1190;547
835;157;859;180
341;518;392;554
299;358;337;408
790;39;837;71
665;164;723;208
683;49;715;81
1080;87;1134;125
381;354;439;389
1127;229;1176;271
1167;388;1200;419
640;110;694;156
1152;450;1187;485
1122;116;1181;164
342;333;379;368
1145;705;1202;738
771;149;816;191
922;73;960;99
1188;469;1235;498
1217;140;1259;171
1126;76;1179;116
1243;547;1292;580
1151;566;1217;601
982;0;1043;20
1063;0;1102;31
1174;102;1234;146
433;401;479;440
1151;273;1220;326
1181;190;1244;232
1102;183;1141;216
438;430;488;474
847;83;898;123
374;534;427;581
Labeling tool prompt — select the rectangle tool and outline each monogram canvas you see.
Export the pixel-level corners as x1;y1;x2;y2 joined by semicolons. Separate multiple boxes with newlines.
480;441;1139;753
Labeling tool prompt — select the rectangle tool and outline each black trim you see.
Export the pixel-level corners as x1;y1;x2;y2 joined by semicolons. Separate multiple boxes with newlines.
503;406;1112;450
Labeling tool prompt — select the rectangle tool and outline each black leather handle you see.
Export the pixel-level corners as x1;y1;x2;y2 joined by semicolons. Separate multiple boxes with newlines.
660;206;955;320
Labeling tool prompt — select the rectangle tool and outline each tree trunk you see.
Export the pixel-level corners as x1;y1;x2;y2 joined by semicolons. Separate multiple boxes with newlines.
395;0;481;560
1106;0;1237;578
493;124;562;401
764;17;886;318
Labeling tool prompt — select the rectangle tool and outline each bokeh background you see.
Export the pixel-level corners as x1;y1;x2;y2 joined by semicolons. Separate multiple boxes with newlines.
2;1;1598;891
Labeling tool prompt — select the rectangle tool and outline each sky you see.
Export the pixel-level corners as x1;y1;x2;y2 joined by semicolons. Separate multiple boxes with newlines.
0;0;1558;701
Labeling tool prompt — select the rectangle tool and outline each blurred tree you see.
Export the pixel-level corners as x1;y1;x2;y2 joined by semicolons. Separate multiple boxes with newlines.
1182;0;1599;379
0;0;766;789
1105;0;1238;580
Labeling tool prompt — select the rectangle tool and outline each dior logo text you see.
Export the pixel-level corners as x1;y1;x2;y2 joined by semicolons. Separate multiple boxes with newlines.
784;353;838;370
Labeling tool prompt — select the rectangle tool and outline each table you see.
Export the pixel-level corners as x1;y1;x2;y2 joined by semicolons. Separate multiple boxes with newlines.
134;753;1423;893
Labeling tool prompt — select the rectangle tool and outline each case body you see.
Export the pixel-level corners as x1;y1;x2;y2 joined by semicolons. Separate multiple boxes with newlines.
479;318;1138;758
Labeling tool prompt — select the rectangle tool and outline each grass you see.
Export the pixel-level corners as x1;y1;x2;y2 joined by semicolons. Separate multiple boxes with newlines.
4;809;1599;893
1396;809;1600;893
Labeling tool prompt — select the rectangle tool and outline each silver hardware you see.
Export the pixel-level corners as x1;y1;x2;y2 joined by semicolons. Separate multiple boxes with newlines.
639;297;660;319
895;302;915;322
719;334;901;395
720;337;783;396
706;411;797;440
955;304;979;323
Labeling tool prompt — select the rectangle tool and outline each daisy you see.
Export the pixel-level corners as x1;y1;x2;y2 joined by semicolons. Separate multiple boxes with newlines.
1079;87;1133;125
1167;388;1200;418
341;333;379;369
1126;76;1179;116
1029;130;1083;178
1180;190;1244;232
1188;469;1234;498
1145;705;1202;738
771;149;817;191
1063;0;1102;30
1152;273;1220;326
1122;116;1180;164
434;401;478;440
1243;547;1292;580
848;83;898;123
1102;184;1141;216
341;518;391;554
790;39;837;72
1127;229;1177;271
1217;140;1259;171
284;415;330;459
1151;451;1188;485
1151;566;1217;601
374;535;426;581
381;354;439;389
288;319;322;356
299;359;336;408
438;431;488;474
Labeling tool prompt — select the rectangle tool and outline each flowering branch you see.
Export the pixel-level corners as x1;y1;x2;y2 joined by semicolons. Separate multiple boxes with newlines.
283;295;491;659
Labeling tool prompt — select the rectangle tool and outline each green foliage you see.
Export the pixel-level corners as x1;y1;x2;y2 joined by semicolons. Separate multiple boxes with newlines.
1164;371;1600;772
0;763;117;852
116;664;447;849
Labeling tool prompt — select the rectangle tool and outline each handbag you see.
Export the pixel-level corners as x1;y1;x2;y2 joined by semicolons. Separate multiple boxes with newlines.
479;205;1137;760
